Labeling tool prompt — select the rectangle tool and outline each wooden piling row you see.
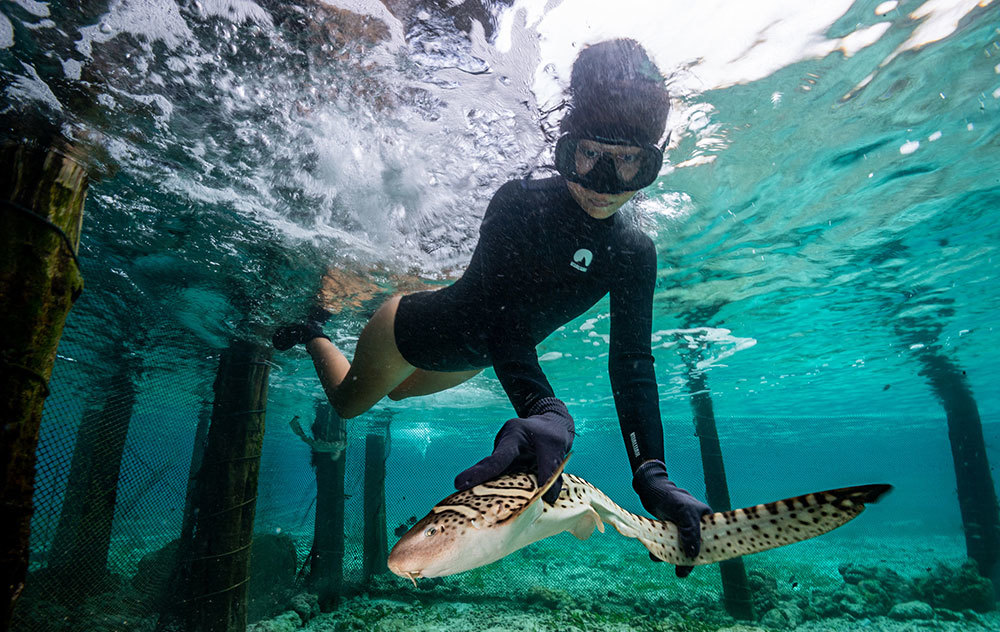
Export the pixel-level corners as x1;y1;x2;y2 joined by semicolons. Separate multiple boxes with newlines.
177;341;273;632
46;349;139;601
0;143;87;631
689;372;754;620
918;352;1000;591
362;416;389;583
310;400;347;608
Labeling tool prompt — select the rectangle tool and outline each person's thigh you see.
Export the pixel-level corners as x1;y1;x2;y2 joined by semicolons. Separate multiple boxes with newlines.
388;367;484;400
333;295;416;418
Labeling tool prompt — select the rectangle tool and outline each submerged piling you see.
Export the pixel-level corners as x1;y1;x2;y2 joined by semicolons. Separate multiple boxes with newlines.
46;347;140;601
0;143;87;630
689;370;754;620
153;403;212;629
362;413;390;583
181;403;213;551
917;352;1000;591
166;341;272;632
310;400;347;609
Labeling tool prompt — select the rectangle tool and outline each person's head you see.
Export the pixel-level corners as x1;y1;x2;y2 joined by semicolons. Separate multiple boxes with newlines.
556;39;669;218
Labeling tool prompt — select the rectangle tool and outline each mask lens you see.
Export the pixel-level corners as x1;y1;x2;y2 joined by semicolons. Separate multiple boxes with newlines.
555;135;662;194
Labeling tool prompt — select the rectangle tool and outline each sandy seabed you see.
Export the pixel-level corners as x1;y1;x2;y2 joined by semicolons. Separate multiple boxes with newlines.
251;533;999;632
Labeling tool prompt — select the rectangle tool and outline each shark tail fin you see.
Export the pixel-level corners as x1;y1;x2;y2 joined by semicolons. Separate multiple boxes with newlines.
701;482;894;563
640;483;895;566
511;453;572;521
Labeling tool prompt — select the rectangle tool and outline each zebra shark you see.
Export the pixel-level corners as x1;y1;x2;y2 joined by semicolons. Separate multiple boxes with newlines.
387;458;891;585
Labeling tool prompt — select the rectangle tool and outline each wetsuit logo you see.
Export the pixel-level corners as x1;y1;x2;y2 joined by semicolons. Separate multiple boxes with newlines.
570;248;593;272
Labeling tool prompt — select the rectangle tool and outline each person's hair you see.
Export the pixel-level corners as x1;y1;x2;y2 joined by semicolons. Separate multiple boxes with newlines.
559;39;670;145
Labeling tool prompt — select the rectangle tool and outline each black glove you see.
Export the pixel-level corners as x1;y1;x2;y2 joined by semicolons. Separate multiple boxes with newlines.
454;397;574;504
272;306;332;351
633;459;712;578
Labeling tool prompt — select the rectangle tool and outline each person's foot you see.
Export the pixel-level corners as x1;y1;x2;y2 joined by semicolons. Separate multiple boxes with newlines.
272;318;330;351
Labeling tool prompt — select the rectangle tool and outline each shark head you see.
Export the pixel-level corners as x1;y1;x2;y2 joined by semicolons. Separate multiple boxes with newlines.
388;457;571;586
387;507;503;585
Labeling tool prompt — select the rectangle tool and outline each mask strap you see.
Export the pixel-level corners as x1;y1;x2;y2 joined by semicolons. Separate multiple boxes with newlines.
658;130;671;152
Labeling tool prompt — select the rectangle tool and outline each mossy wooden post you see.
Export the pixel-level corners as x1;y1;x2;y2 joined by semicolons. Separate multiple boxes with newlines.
183;341;272;632
362;413;390;583
310;400;347;609
688;370;754;620
47;348;139;601
0;143;87;631
181;402;213;547
918;353;1000;593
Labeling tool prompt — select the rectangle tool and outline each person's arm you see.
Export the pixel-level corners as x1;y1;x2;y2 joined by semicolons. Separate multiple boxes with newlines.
453;182;572;503
608;235;663;470
477;183;556;417
609;235;710;576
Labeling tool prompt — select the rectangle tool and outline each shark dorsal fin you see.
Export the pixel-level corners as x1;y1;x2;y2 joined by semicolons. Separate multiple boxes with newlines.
509;453;571;521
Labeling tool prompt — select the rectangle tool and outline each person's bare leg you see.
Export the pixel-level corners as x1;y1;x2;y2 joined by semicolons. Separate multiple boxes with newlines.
388;368;483;400
307;295;416;419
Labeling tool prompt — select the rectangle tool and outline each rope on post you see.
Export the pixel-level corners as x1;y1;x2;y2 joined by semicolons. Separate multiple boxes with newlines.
203;495;258;519
181;577;251;604
216;408;268;417
0;358;52;397
1;199;82;271
186;541;253;563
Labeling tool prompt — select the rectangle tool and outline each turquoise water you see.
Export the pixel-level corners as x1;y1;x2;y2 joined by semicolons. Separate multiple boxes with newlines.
3;0;1000;630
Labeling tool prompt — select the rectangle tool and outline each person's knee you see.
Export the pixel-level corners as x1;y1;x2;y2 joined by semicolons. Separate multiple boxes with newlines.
387;387;410;401
332;393;365;420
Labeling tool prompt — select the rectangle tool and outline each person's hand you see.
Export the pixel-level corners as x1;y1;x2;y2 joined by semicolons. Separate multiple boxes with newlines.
454;397;574;504
632;459;712;578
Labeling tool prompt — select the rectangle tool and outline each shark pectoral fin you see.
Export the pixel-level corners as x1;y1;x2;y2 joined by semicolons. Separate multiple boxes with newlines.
521;497;545;527
510;453;572;521
569;507;603;541
605;514;641;540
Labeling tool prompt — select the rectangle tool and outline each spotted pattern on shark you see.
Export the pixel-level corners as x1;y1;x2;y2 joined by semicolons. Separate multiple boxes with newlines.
388;459;892;583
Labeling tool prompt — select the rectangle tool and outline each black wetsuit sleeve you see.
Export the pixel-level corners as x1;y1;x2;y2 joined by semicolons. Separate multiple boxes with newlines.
479;184;556;417
609;236;664;472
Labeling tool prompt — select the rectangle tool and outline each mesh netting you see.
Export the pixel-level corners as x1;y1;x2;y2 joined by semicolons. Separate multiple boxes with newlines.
9;258;993;632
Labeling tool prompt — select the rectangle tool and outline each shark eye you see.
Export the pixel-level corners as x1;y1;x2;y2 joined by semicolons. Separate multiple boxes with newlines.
423;526;438;538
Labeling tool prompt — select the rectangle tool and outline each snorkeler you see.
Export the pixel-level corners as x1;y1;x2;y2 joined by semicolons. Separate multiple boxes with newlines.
274;38;712;577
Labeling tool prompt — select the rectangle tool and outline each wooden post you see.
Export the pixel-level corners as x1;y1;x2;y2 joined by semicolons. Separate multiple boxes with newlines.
0;143;87;630
310;401;347;609
46;348;139;601
362;414;390;583
181;402;213;549
689;370;754;620
154;402;212;630
918;352;1000;592
678;310;754;621
177;341;272;632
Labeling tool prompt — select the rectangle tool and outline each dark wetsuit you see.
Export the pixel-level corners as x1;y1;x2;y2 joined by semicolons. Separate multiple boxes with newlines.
393;176;663;470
